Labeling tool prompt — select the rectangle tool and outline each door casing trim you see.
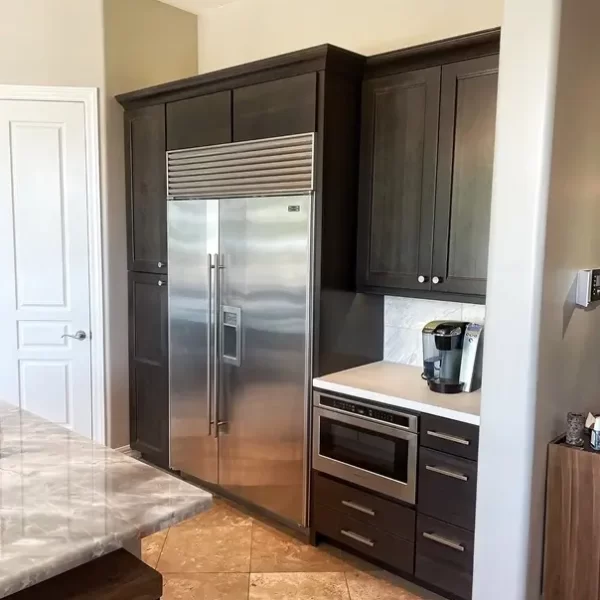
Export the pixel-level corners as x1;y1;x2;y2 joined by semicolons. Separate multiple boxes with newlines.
0;85;105;444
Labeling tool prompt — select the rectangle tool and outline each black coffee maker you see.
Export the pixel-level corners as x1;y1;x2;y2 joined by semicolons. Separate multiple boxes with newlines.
422;321;469;393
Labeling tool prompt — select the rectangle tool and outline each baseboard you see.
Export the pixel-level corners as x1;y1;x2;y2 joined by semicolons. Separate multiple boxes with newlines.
115;445;142;459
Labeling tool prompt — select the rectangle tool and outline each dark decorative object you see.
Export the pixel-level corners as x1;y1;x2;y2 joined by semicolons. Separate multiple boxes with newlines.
566;412;585;446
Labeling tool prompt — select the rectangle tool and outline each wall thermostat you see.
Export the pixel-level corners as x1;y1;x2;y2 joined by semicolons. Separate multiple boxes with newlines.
576;269;600;307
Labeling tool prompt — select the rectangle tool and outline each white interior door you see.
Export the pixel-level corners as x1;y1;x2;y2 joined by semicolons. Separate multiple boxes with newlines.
0;99;93;437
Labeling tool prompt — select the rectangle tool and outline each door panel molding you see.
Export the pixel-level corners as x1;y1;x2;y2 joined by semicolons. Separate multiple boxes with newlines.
0;85;105;443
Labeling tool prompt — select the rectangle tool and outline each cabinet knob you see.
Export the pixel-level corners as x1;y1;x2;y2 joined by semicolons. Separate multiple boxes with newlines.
157;262;165;268
417;275;428;284
432;276;443;285
158;280;165;287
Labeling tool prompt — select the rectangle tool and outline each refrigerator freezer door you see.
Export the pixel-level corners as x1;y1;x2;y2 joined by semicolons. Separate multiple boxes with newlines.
217;195;311;526
168;199;219;483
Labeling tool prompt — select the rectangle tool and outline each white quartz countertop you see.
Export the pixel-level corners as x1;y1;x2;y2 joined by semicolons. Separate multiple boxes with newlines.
313;361;481;425
0;402;212;598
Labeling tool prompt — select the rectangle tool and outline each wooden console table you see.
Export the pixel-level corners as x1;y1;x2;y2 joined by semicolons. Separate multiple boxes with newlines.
544;435;600;599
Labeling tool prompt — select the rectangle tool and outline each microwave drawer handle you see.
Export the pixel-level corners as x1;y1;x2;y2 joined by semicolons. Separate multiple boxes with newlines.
341;529;375;548
425;465;469;482
423;531;465;552
426;430;470;446
341;500;376;516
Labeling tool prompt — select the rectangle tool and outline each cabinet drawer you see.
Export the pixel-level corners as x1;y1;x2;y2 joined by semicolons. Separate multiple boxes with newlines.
233;73;317;141
313;472;415;542
416;515;474;600
418;448;477;530
421;414;479;460
313;503;414;574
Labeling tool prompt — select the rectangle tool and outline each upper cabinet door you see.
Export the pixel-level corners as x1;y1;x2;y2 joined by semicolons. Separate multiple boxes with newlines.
167;91;232;150
432;55;499;296
357;67;441;292
233;73;317;141
125;105;167;274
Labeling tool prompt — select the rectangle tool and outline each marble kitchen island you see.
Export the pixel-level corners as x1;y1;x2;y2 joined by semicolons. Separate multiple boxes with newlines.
0;402;212;598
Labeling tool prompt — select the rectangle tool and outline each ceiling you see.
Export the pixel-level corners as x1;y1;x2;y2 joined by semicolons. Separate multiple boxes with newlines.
156;0;243;14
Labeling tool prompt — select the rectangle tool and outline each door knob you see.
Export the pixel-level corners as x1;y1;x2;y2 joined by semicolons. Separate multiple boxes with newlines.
432;276;443;285
61;330;87;341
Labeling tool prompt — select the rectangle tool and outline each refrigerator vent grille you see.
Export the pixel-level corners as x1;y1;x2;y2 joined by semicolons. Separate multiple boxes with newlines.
167;133;315;198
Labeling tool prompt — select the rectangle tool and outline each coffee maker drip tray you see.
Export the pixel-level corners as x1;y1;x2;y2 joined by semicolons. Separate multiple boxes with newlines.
427;379;465;394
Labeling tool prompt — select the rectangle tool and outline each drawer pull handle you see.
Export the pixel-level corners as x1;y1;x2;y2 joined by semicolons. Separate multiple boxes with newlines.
426;430;470;446
423;531;465;552
425;465;469;482
340;529;375;547
341;500;376;516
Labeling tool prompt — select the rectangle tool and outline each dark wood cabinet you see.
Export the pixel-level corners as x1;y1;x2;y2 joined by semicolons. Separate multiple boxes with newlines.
416;515;475;600
357;67;441;292
313;501;415;574
421;413;480;461
233;73;317;141
128;272;169;468
167;91;232;150
125;105;167;275
358;34;499;302
418;448;478;531
432;55;499;296
313;472;415;540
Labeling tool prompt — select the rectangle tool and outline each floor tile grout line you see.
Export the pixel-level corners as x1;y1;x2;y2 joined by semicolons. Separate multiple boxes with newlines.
344;571;353;600
154;527;170;570
247;517;254;599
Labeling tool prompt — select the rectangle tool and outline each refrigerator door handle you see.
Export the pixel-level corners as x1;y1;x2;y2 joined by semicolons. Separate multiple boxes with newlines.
213;253;222;438
206;253;214;436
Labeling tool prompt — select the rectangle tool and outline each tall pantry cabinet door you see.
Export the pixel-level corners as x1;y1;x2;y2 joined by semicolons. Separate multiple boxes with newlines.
357;67;441;293
125;105;167;275
128;271;169;469
431;55;499;297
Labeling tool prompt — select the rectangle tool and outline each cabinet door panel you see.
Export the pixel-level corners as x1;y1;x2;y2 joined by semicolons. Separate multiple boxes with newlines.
125;105;167;274
432;55;499;296
233;73;317;141
357;67;441;292
129;272;169;468
167;91;232;150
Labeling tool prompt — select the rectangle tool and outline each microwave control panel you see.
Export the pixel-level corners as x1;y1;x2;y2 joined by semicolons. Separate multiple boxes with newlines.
576;269;600;307
319;395;410;428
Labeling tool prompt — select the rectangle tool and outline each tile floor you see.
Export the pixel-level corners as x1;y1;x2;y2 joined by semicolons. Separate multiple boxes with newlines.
142;498;442;600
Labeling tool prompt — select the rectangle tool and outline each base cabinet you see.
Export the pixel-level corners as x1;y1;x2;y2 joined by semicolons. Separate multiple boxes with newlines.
128;272;169;468
416;515;474;600
311;405;480;600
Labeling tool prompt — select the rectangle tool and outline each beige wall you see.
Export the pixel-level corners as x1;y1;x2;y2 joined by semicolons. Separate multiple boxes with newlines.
474;0;600;596
197;0;503;72
0;0;105;86
103;0;197;448
0;0;197;448
105;0;198;95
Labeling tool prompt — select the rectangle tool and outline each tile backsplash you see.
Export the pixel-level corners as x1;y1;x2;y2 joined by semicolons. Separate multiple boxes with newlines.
384;297;485;367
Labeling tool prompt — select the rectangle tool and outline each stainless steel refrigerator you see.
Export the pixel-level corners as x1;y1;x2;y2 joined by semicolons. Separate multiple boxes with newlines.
167;134;314;528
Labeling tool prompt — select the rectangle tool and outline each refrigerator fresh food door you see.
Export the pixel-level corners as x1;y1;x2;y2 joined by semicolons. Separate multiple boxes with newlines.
168;199;219;484
217;194;312;527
